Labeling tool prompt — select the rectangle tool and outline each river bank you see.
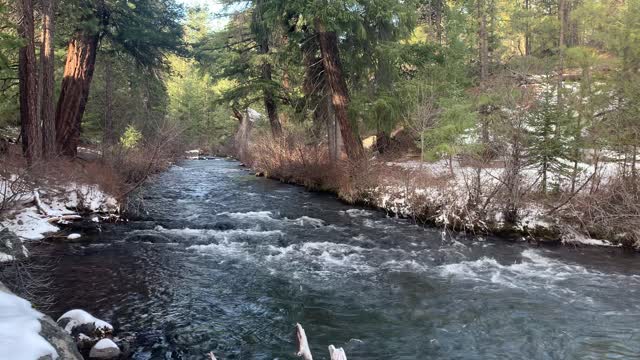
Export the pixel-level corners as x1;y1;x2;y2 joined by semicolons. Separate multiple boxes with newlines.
240;141;634;251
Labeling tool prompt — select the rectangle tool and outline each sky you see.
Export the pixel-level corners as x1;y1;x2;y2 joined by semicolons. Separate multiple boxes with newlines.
176;0;229;30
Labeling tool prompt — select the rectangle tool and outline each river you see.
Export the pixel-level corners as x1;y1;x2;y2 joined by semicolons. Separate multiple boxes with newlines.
31;159;640;359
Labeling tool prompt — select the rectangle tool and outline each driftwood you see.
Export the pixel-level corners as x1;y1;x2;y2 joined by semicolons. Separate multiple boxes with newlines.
33;190;49;216
328;345;347;360
296;323;313;360
47;214;82;223
207;324;347;360
296;323;348;360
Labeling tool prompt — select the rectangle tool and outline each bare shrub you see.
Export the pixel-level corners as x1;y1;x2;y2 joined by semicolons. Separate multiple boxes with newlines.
563;175;640;247
249;130;338;191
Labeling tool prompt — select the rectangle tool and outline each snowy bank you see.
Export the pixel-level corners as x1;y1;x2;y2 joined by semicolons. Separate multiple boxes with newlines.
0;282;82;360
0;180;119;243
368;159;622;247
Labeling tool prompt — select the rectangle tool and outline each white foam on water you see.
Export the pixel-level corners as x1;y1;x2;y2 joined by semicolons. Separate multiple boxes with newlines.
344;209;373;217
219;211;326;229
144;227;284;242
380;259;430;272
285;216;325;228
438;249;640;299
187;241;248;256
219;211;275;221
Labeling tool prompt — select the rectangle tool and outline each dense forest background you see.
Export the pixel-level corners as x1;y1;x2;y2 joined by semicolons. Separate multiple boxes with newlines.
2;0;640;244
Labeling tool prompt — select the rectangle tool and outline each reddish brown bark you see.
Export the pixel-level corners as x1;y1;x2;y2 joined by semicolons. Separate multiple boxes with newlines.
103;55;115;146
40;0;56;157
315;19;363;160
18;0;40;163
55;32;99;157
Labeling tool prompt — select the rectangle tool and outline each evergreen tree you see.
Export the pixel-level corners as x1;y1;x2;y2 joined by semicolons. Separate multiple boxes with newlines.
55;0;184;157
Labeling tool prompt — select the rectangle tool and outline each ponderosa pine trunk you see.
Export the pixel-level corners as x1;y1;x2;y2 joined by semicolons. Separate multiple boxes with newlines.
55;32;99;157
103;54;114;146
261;60;283;137
40;0;56;157
557;0;566;108
254;0;282;138
315;19;363;160
18;0;40;163
525;0;531;56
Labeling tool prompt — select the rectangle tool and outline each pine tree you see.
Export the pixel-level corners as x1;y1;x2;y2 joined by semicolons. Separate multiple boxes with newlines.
55;0;184;157
17;0;39;162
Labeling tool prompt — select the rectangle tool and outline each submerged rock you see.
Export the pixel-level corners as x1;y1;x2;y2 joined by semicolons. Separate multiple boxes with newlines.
89;338;121;359
124;231;173;243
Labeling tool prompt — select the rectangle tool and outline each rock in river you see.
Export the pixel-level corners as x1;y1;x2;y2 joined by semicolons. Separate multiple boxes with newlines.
89;338;121;359
0;229;29;261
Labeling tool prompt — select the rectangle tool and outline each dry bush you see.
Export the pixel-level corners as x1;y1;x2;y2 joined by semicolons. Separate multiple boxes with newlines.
564;176;640;247
249;131;339;191
103;122;186;198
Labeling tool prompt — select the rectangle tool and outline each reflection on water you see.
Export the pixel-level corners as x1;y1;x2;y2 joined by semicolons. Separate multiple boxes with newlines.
31;160;640;359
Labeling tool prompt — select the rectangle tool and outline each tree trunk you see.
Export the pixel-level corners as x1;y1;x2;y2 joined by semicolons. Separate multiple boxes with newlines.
18;0;40;163
315;19;363;160
262;60;283;137
40;0;56;158
557;0;566;107
103;54;114;146
478;0;489;83
255;0;282;138
55;32;99;157
525;0;531;56
375;129;391;154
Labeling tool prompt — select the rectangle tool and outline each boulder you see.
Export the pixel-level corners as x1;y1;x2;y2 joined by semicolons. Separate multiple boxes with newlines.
0;281;82;360
0;229;29;261
89;338;121;359
57;309;113;338
38;315;84;360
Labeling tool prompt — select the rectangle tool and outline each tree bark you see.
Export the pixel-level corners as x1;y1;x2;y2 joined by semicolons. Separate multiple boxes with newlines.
557;0;566;107
18;0;40;163
262;61;283;137
55;32;99;157
315;19;363;160
255;0;282;138
103;54;114;146
525;0;531;56
40;0;56;158
478;0;489;83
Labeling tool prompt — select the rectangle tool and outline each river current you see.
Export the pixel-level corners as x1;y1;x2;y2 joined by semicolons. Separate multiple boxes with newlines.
32;159;640;359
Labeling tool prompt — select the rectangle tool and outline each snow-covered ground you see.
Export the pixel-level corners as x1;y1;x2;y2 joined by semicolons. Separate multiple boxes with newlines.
1;177;119;260
374;158;623;247
0;290;59;360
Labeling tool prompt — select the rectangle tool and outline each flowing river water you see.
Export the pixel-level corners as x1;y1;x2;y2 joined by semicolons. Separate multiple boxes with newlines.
31;159;640;359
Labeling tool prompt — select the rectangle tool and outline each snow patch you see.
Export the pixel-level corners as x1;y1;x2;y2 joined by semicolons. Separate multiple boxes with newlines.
0;291;58;360
57;309;113;333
